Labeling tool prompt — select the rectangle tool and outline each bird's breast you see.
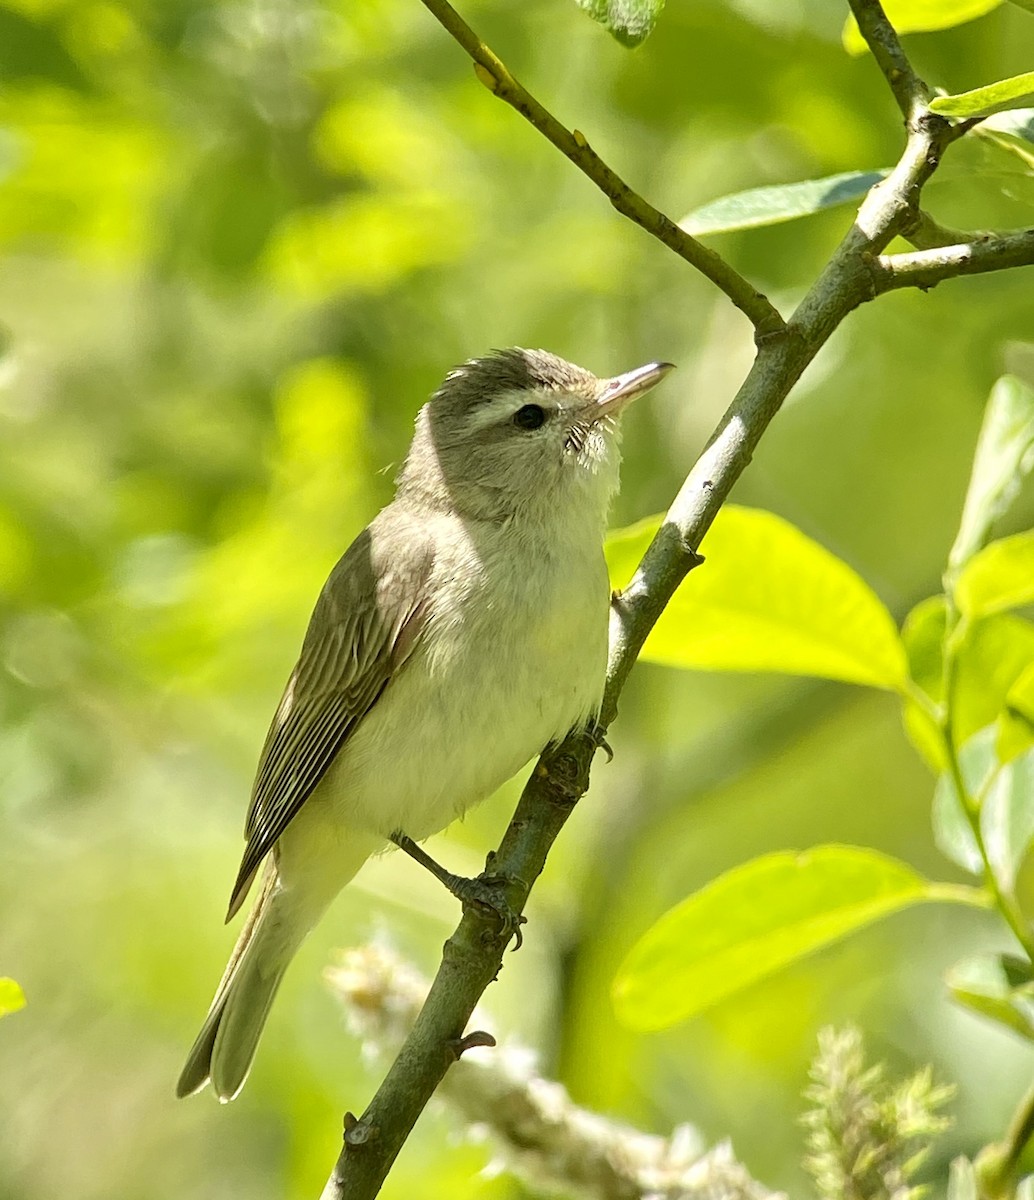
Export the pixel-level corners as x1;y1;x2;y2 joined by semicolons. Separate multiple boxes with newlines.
322;523;610;841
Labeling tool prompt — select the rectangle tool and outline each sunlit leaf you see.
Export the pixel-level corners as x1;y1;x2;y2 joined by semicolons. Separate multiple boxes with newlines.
903;595;948;701
606;507;908;690
679;171;887;237
843;0;1003;54
0;977;25;1019
954;614;1034;744
612;846;984;1031
999;664;1034;762
947;952;1034;1040
575;0;664;46
931;72;1034;119
948;376;1034;581
956;531;1034;618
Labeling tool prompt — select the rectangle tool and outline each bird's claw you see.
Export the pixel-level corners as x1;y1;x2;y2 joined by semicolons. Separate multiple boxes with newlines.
587;721;614;763
452;873;527;949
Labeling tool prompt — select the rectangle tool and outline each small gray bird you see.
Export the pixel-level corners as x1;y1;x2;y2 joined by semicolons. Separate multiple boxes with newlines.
177;348;673;1101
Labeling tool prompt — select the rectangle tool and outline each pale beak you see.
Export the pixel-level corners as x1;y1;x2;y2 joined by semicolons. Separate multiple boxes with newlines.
594;361;675;419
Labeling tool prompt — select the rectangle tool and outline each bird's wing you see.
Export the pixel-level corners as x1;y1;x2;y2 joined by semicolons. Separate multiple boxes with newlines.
225;519;435;920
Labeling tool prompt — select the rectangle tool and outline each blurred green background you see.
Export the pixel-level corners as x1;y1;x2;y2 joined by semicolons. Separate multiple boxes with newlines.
1;0;1033;1196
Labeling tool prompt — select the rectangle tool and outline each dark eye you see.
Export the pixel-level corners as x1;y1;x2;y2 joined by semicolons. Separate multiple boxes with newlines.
512;404;546;431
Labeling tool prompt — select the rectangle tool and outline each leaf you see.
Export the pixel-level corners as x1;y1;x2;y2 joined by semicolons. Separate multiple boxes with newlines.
954;614;1034;744
947;952;1034;1041
679;171;888;237
932;726;996;875
843;0;1004;55
612;846;984;1031
0;977;25;1019
931;72;1034;119
999;663;1034;762
903;595;948;701
984;107;1034;145
900;596;949;772
575;0;664;47
947;376;1034;580
605;507;908;690
956;531;1034;618
932;724;1034;889
983;745;1034;891
843;0;1002;54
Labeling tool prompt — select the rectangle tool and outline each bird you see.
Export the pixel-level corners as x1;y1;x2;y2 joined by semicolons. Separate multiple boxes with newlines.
176;347;674;1102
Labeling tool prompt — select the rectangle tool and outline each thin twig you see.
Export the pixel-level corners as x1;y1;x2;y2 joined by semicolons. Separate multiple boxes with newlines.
873;228;1034;293
846;0;929;121
900;208;984;250
418;0;785;337
320;6;1027;1197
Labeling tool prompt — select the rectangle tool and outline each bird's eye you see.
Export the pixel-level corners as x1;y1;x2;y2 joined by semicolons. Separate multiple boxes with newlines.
512;404;546;431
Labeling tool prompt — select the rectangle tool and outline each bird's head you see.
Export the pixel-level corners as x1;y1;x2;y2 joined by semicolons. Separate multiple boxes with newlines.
400;348;674;527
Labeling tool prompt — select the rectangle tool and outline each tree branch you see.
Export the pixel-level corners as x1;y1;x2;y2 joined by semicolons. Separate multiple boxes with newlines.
873;228;1034;293
326;944;781;1200
418;0;785;337
321;9;1031;1198
846;0;929;121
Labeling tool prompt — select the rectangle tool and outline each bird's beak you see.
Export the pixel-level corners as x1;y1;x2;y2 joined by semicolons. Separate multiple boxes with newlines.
594;361;675;419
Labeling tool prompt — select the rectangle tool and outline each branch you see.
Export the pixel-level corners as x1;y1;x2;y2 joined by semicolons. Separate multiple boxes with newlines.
327;944;781;1200
846;0;929;121
873;228;1034;293
418;0;785;337
321;11;1031;1199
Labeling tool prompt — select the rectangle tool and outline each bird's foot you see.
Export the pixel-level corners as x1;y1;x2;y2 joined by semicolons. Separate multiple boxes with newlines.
586;720;614;763
390;832;527;948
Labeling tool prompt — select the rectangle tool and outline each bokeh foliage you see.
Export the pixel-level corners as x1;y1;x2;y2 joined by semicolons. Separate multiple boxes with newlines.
0;0;1033;1197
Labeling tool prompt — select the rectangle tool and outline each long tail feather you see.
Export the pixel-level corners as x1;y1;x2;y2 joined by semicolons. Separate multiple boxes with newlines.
176;868;299;1102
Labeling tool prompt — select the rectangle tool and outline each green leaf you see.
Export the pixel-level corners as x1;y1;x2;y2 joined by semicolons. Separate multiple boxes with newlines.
947;953;1034;1041
932;724;1034;889
954;614;1034;744
612;846;984;1031
679;171;888;237
932;726;996;875
843;0;1004;55
605;506;908;690
575;0;664;46
956;531;1034;618
948;376;1034;580
931;72;1034;119
900;596;949;772
984;745;1034;891
0;977;25;1019
999;663;1034;762
903;595;948;701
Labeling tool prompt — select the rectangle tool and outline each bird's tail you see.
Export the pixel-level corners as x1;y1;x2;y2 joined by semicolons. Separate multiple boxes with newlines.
176;866;303;1102
177;824;383;1101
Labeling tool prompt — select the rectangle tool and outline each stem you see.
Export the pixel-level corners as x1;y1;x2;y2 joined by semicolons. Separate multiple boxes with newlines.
319;4;1034;1195
939;607;1034;962
417;0;785;337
